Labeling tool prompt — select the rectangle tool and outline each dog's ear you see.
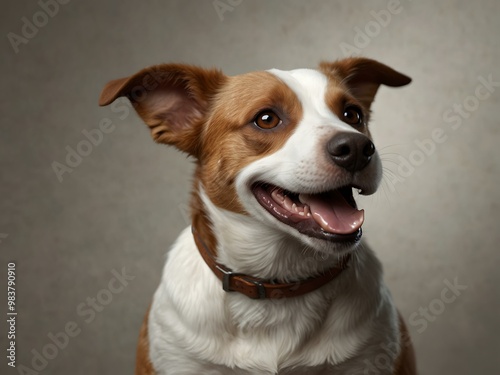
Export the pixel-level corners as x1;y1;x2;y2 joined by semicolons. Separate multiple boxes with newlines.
319;57;411;110
99;64;227;157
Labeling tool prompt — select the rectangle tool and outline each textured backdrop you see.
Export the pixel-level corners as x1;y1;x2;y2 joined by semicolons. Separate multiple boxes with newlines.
1;1;499;374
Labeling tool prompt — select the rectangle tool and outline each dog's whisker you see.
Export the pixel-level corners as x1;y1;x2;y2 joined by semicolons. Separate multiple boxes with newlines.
377;144;405;152
380;158;403;166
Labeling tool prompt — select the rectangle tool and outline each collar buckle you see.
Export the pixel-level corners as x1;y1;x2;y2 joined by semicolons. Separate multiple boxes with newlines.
215;265;235;292
216;265;267;299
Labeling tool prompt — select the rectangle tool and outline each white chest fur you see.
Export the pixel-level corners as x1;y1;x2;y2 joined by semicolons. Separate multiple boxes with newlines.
147;226;400;375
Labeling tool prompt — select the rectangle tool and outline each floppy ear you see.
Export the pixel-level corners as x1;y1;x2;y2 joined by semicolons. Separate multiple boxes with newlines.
319;57;411;110
99;64;227;157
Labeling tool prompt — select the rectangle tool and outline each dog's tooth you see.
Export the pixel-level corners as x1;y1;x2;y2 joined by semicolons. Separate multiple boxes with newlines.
292;203;297;212
283;195;294;211
271;189;284;202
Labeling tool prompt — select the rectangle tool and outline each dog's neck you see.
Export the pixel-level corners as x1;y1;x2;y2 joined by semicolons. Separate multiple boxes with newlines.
193;186;352;282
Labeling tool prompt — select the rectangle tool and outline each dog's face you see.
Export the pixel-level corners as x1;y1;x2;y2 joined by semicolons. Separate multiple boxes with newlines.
100;58;410;254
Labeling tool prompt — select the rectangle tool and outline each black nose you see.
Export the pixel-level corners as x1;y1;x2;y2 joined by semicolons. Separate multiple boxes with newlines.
327;133;375;172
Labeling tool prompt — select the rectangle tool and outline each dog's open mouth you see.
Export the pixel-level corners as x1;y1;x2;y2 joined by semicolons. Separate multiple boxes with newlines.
252;183;363;242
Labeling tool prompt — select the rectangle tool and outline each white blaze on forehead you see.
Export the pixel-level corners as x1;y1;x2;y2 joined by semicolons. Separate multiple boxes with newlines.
267;68;356;133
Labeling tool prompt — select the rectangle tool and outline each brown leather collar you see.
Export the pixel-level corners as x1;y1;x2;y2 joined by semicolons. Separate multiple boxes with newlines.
192;227;350;300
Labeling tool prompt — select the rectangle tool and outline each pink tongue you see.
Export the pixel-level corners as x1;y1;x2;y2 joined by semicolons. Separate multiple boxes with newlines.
299;191;364;234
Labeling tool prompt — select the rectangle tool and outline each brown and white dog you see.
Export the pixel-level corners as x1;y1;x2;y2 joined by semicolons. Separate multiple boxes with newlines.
99;57;416;375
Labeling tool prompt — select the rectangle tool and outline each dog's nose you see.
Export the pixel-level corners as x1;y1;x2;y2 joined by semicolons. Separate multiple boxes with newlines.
327;133;375;172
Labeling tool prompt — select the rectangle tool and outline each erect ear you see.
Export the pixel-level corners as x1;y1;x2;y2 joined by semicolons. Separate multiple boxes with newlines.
319;57;411;110
99;64;227;157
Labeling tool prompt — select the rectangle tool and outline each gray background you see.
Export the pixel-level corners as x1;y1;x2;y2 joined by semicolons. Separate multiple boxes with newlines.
1;0;499;374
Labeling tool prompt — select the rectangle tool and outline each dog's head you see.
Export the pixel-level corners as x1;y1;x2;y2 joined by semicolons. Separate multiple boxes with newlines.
100;58;410;255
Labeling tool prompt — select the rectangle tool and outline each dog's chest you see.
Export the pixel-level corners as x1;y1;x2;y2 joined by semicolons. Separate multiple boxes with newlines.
147;229;389;375
150;294;367;375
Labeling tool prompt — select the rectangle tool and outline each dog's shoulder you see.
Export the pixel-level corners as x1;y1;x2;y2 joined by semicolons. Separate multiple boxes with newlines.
135;305;156;375
393;312;417;375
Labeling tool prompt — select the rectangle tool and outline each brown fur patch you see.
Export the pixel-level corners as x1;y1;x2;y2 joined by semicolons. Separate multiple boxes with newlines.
393;312;418;375
319;58;411;112
135;306;156;375
319;59;380;110
100;64;228;157
198;71;303;214
191;166;218;255
319;63;376;143
323;86;372;136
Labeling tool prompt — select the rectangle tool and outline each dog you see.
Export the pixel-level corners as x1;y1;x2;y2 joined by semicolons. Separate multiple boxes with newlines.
99;57;416;375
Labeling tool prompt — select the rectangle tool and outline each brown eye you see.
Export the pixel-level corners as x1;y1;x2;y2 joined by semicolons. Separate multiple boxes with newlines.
343;105;363;126
254;110;281;129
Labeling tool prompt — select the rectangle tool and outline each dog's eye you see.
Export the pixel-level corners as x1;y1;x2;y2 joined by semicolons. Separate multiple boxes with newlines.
343;106;363;126
254;110;282;129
